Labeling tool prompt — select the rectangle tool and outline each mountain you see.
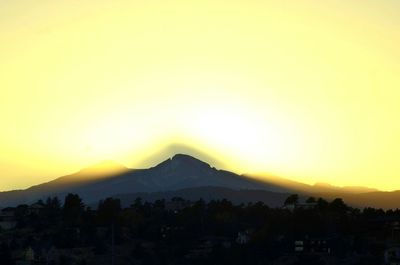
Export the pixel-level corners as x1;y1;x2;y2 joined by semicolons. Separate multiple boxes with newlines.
0;154;288;206
0;160;129;206
0;154;396;209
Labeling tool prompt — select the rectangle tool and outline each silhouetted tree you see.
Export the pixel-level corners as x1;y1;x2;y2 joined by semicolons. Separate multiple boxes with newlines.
15;204;29;228
153;199;165;210
44;196;62;224
132;197;143;211
329;198;348;212
63;193;85;225
172;197;185;202
0;192;396;264
97;197;121;224
284;194;299;205
306;196;316;203
317;197;329;210
46;196;61;210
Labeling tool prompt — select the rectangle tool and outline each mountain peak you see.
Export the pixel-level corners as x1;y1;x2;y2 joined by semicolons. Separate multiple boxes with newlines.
171;153;211;166
153;154;212;173
172;153;200;161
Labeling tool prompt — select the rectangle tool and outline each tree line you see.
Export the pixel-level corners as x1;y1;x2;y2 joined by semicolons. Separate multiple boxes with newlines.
0;193;398;265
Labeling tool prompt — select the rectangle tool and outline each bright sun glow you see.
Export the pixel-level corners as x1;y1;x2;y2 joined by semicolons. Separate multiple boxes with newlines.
0;0;400;191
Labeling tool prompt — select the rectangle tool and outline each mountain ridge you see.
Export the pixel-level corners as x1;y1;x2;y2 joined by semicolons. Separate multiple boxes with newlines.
0;154;397;209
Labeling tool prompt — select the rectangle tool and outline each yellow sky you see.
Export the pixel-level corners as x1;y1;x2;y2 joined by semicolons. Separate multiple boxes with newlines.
0;0;399;191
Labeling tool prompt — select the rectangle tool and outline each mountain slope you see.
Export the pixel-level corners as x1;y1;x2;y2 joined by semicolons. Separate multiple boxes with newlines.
0;154;291;206
0;154;395;209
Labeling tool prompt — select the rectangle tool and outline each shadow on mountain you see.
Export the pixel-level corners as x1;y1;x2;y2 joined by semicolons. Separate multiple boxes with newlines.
0;153;397;209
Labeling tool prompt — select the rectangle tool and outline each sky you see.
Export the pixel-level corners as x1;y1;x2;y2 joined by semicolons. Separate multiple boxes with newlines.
0;0;399;191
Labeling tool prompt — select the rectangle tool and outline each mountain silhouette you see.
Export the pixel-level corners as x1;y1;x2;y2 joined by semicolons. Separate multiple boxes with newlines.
0;154;282;206
0;154;397;209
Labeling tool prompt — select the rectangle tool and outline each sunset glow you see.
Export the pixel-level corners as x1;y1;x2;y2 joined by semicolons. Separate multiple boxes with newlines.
1;1;399;191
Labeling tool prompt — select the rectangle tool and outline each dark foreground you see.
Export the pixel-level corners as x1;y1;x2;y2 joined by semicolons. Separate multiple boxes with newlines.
0;194;399;265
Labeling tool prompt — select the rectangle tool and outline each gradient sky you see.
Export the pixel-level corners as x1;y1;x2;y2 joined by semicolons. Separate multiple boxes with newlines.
1;1;399;191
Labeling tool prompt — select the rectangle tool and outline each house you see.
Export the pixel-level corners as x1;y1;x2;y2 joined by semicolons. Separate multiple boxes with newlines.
0;207;17;230
236;230;252;245
186;236;233;259
283;202;317;211
28;202;45;215
45;246;60;264
294;240;304;252
294;236;331;254
160;225;184;239
33;247;93;265
308;238;331;254
25;247;35;262
30;243;60;264
15;247;35;265
384;247;400;265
